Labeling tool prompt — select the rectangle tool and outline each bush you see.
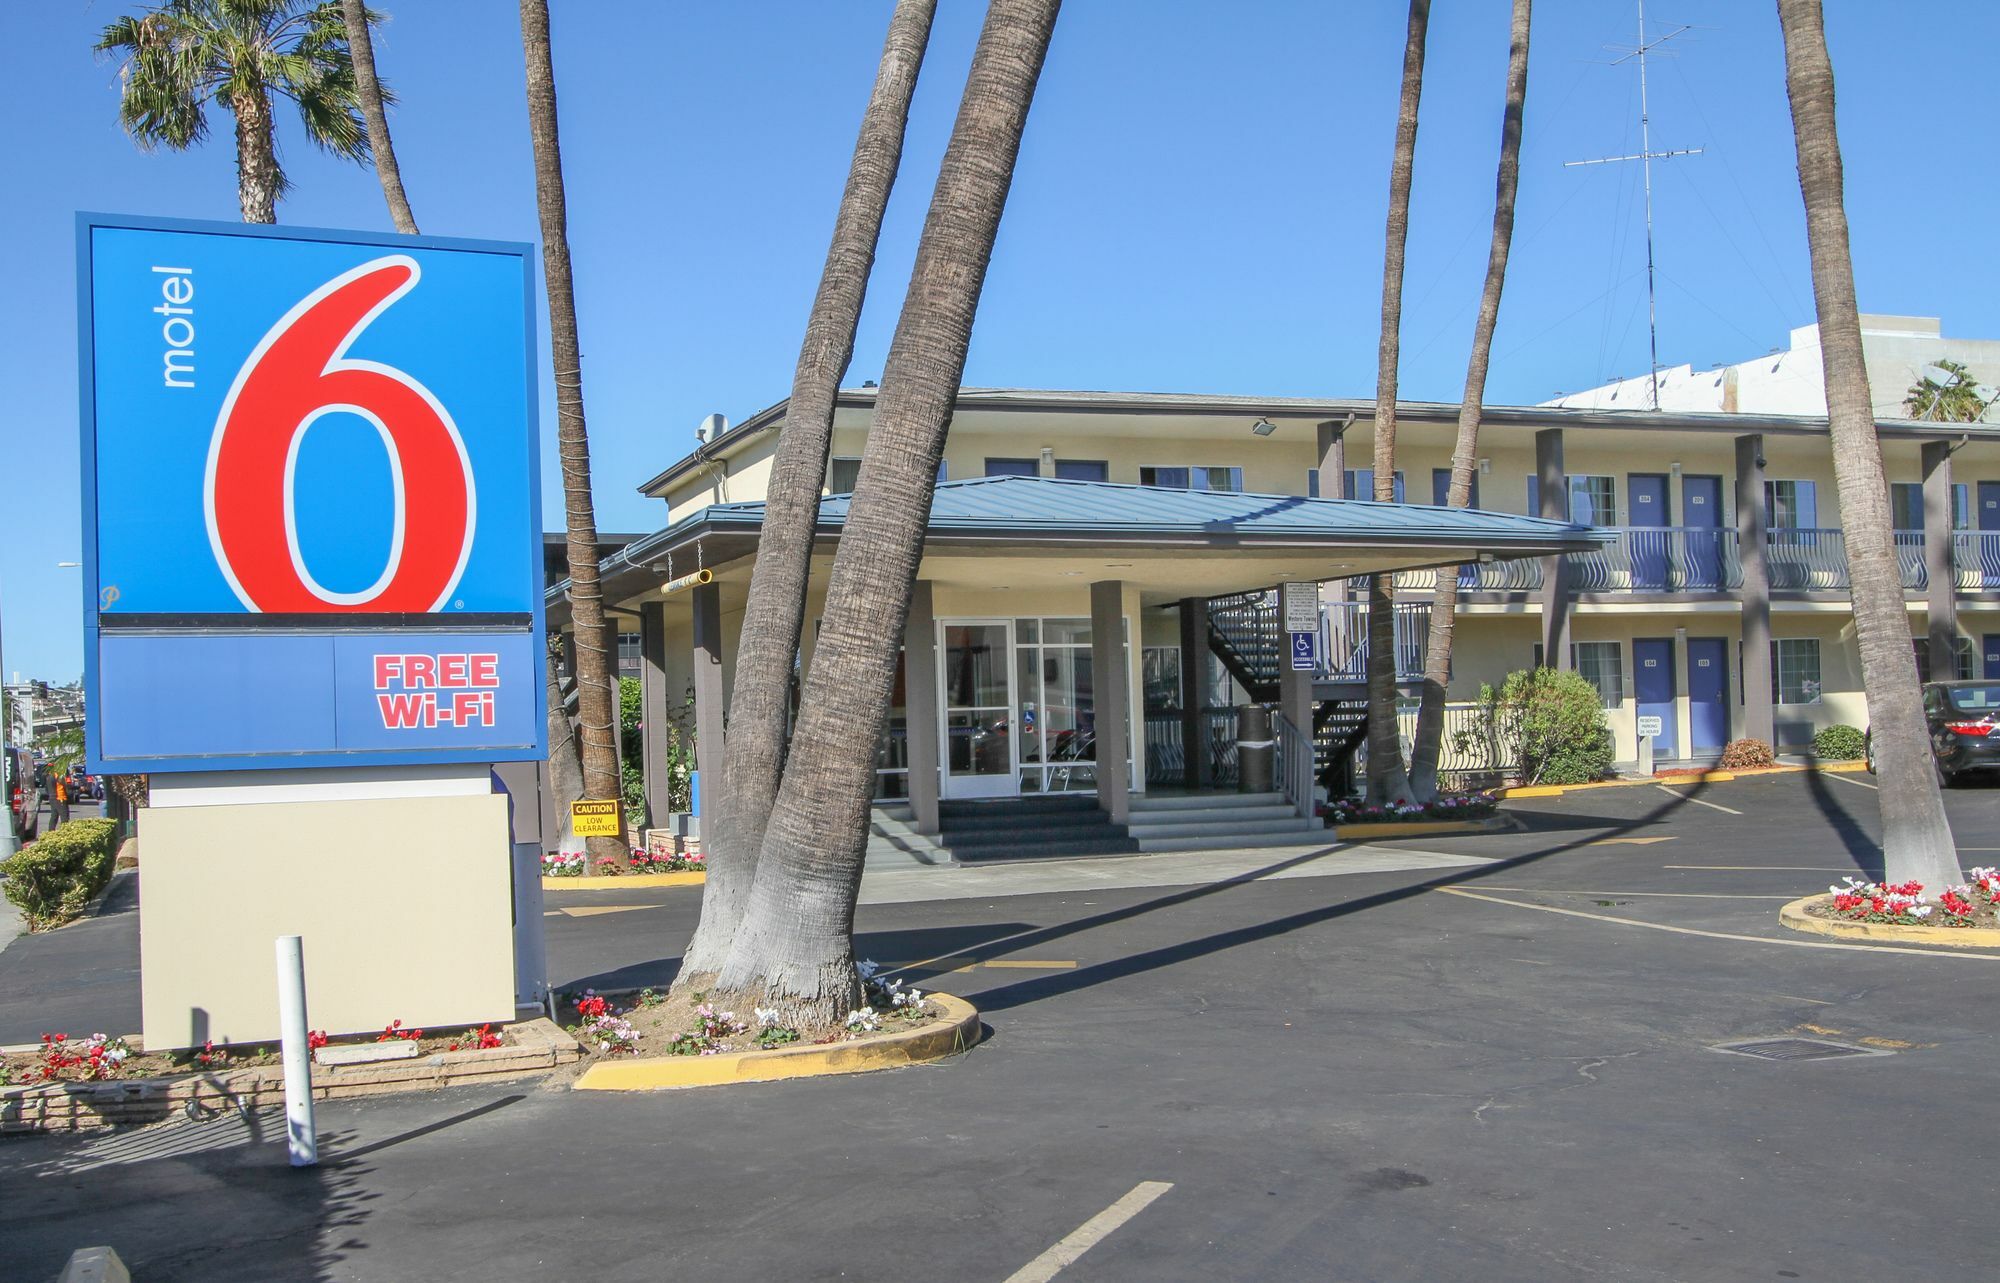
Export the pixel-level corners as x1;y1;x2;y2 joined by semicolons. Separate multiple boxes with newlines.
1812;724;1867;762
1;819;120;931
1481;668;1615;786
1720;738;1775;770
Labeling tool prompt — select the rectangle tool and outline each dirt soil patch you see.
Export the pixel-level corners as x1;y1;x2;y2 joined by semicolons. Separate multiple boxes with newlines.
561;983;944;1062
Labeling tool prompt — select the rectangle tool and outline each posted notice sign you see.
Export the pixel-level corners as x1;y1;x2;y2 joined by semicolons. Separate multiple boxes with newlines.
571;800;621;838
78;214;545;773
1280;581;1319;633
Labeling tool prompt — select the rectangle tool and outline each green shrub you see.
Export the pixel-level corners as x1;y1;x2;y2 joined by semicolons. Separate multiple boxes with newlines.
1720;738;1775;770
1482;668;1615;786
1812;724;1867;762
1;819;120;931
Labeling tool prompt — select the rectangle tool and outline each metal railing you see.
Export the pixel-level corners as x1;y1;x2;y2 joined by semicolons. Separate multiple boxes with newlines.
1321;601;1428;680
1349;700;1516;790
1274;711;1316;819
1566;527;1743;593
1954;531;2000;591
1394;558;1544;594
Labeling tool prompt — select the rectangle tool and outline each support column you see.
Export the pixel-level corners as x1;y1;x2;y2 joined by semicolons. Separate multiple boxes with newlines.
905;581;942;835
1091;581;1131;824
638;601;673;830
690;582;726;818
601;615;626;773
1316;419;1350;498
1924;440;1959;678
1536;428;1572;667
1736;434;1773;744
1178;598;1213;789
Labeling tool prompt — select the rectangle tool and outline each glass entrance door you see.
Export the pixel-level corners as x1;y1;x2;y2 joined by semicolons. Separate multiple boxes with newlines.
939;620;1016;798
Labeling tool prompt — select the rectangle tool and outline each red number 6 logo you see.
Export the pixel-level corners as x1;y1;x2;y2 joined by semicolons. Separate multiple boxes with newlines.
204;256;474;613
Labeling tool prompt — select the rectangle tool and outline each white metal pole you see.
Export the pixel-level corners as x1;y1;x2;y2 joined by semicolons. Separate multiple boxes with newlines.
275;935;318;1167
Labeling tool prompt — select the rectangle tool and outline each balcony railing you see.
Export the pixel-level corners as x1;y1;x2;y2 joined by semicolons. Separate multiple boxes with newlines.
1569;527;1743;593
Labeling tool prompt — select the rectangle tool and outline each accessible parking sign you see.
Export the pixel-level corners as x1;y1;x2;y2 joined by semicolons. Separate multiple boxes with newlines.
78;213;546;773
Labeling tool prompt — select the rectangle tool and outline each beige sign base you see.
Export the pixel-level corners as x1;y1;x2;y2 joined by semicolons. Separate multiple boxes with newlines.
139;793;516;1049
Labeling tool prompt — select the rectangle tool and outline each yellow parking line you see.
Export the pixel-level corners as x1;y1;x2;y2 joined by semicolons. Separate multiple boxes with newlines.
1588;836;1676;846
557;905;660;918
1465;887;1791;900
982;959;1078;970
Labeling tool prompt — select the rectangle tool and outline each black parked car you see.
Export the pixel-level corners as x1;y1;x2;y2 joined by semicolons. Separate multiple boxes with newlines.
1867;680;2000;786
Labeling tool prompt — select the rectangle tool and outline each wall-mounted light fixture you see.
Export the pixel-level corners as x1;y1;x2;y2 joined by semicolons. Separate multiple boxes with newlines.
1670;461;1682;478
1477;458;1491;475
1250;418;1278;437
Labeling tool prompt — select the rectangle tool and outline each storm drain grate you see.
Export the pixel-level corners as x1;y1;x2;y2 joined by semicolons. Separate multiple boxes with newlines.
1708;1037;1893;1063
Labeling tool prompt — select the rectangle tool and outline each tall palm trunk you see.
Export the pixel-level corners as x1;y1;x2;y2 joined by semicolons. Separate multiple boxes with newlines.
545;639;584;850
677;0;940;988
519;0;623;864
340;0;418;234
1409;0;1531;802
1362;0;1430;806
231;87;281;223
710;0;1062;1026
1775;0;1960;889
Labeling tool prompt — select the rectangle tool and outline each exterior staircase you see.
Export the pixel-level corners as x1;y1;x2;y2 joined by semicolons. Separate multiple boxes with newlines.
1124;792;1326;852
866;790;1333;868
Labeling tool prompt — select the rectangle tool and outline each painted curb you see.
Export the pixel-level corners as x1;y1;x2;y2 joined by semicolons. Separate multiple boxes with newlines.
1333;819;1492;840
1779;895;2000;950
543;871;706;891
572;992;981;1092
1498;761;1868;800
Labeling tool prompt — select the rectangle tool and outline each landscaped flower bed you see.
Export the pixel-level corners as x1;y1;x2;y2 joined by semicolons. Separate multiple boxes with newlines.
1808;872;2000;929
629;848;705;874
562;960;939;1061
542;848;705;878
1321;792;1499;827
0;1020;517;1087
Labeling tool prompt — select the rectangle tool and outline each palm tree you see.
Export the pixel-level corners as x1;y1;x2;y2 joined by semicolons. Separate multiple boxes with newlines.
1362;0;1431;807
1409;0;1532;802
677;0;941;990
1904;359;1991;423
338;0;417;233
98;0;372;224
519;0;624;864
1775;0;1961;889
709;0;1063;1026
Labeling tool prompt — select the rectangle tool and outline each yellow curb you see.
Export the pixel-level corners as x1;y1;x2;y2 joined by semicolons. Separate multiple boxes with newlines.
572;992;980;1092
543;871;706;891
1334;820;1490;840
1498;761;1866;800
1779;895;2000;950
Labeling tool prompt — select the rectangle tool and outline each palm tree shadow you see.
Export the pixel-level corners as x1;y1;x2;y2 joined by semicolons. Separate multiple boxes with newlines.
1799;768;1887;878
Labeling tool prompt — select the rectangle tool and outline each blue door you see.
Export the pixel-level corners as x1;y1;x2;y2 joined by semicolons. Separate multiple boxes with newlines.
1634;637;1679;758
1981;482;2000;588
1629;474;1670;589
1985;634;2000;680
1687;637;1728;753
1682;475;1724;590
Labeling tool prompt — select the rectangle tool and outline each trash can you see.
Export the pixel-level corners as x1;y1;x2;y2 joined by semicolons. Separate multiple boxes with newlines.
1236;705;1274;793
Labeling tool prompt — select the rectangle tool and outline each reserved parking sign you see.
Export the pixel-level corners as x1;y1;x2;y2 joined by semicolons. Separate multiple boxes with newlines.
78;213;545;773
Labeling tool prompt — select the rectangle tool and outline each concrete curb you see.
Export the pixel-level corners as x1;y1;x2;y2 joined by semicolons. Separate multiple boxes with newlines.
1779;894;2000;950
572;992;980;1092
1498;761;1868;800
1332;818;1495;840
543;871;706;891
1;1017;584;1133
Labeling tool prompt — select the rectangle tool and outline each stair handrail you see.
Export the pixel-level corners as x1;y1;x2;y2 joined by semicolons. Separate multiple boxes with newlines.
1274;711;1316;821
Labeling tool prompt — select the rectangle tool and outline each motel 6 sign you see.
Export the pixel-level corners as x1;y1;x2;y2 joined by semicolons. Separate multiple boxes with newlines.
77;214;546;773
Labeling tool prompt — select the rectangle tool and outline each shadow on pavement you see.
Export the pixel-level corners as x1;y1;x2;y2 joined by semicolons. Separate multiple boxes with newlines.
558;921;1041;996
1798;769;1887;878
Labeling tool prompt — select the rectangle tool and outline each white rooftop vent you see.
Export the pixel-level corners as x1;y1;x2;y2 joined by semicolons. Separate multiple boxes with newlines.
695;413;728;444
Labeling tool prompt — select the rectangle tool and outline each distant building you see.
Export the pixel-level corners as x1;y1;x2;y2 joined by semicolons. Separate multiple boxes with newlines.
1544;315;2000;421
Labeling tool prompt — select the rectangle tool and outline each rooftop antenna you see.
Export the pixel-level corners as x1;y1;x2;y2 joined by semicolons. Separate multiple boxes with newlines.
1565;0;1702;410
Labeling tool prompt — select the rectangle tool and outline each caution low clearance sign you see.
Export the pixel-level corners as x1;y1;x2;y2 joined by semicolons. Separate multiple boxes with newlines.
571;799;621;837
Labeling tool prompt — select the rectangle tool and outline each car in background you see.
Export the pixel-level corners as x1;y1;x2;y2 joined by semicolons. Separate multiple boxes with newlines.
1867;680;2000;786
6;746;40;843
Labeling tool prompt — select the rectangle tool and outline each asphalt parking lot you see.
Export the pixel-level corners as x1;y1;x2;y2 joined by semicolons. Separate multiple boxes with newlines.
5;770;1999;1281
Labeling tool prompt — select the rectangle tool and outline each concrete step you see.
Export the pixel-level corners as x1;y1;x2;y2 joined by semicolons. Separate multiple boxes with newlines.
1135;830;1337;853
953;835;1142;862
1125;817;1320;840
945;823;1128;850
1128;792;1287;812
873;804;917;823
1119;804;1301;826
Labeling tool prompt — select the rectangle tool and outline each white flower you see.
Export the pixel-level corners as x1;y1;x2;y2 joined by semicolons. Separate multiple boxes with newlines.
856;959;881;980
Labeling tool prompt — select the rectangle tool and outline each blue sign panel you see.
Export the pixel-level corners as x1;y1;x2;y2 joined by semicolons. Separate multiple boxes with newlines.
79;213;545;773
1290;631;1317;671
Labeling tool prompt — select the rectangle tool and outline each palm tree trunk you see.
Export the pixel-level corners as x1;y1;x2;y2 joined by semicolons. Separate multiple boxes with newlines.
677;0;940;989
1409;0;1531;802
1774;0;1960;889
709;0;1062;1027
231;88;281;223
519;0;624;865
1362;0;1430;807
340;0;419;234
546;643;583;850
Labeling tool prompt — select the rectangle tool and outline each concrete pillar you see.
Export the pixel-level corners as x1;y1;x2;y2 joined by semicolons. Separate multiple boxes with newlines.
1317;419;1349;499
1091;581;1131;824
690;582;726;813
1924;440;1959;678
1536;428;1572;667
601;615;626;776
905;581;942;835
1178;598;1213;789
1736;434;1773;744
638;601;674;828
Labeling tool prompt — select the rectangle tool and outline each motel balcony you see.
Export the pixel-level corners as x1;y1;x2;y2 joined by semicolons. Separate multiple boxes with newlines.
1390;528;2000;597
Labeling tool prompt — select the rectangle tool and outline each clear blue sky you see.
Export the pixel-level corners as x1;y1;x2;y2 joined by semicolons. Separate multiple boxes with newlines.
7;1;1998;683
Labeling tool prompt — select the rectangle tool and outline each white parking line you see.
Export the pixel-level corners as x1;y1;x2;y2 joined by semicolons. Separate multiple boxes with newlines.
1820;771;1879;791
1653;785;1744;815
1003;1181;1175;1282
